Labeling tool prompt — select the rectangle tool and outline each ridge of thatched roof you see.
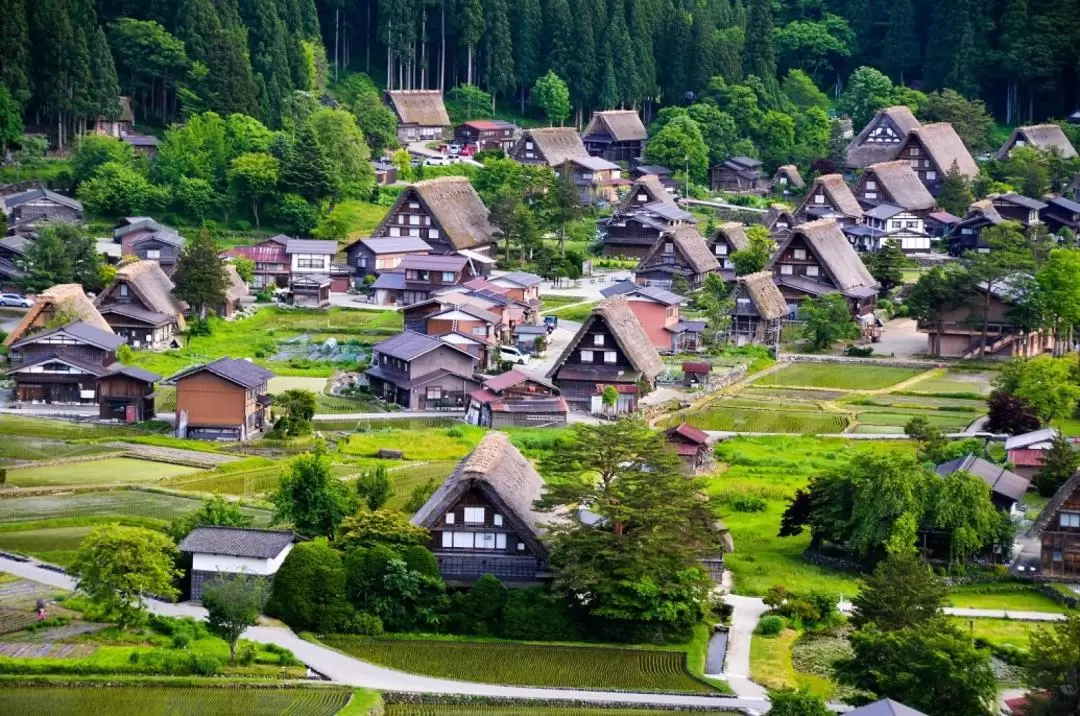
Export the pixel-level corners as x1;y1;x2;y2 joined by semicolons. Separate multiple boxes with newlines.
641;225;719;275
906;123;978;179
385;90;450;127
99;260;187;330
585;110;647;142
772;164;805;188
3;284;111;347
863;161;935;211
798;174;863;219
616;174;676;214
1032;471;1080;535
997;124;1078;160
775;218;877;292
739;271;788;320
517;127;590;166
379;177;497;251
223;263;248;302
845;106;921;169
713;222;750;252
549;297;664;381
764;204;796;232
410;432;555;555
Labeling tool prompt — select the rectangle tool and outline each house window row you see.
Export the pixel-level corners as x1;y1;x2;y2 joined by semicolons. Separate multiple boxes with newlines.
379;354;407;371
580;350;617;363
387;227;440;239
297;258;325;269
444;508;503;525
1061;512;1080;528
441;531;524;550
397;214;431;226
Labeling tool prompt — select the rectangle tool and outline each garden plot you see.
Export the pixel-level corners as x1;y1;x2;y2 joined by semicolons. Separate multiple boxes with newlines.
5;457;199;487
321;636;716;693
0;437;113;464
903;369;997;397
663;405;848;434
0;576;65;635
753;363;925;391
272;334;371;364
743;387;849;402
0;686;351;716
268;376;330;393
0;642;96;658
0;490;272;525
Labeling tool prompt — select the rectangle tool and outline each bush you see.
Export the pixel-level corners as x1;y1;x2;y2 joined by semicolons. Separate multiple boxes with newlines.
756;615;786;635
458;574;508;636
265;540;353;632
844;344;874;357
444;427;463;438
255;289;274;303
348;612;384;636
500;588;582;641
731;496;768;513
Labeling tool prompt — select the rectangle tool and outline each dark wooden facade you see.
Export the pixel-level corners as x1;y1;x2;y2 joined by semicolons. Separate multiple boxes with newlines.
550;317;638;409
97;372;156;421
366;334;479;411
1038;476;1080;578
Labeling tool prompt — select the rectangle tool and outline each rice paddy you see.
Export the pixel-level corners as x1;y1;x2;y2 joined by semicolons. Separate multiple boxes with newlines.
752;363;925;391
0;525;95;565
0;686;351;715
0;490;272;525
5;457;200;487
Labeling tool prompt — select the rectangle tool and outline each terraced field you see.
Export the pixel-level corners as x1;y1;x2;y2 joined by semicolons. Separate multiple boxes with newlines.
5;457;199;487
321;637;715;693
0;686;351;715
0;437;113;463
663;406;848;434
386;707;703;715
0;490;272;525
753;364;925;390
0;525;95;565
904;370;996;396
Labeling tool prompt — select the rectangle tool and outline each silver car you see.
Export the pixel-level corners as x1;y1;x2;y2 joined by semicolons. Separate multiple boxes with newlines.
0;293;31;308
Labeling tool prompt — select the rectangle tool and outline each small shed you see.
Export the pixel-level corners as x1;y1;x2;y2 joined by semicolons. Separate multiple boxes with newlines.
290;274;331;308
178;526;295;601
666;422;712;472
513;324;549;354
682;362;712;387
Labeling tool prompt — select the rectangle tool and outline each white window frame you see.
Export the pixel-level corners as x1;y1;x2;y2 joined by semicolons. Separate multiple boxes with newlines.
452;532;473;548
780;264;794;275
604;351;617;364
464;506;485;524
442;531;453;547
493;514;503;527
793;249;806;260
580;349;594;362
441;271;456;282
805;265;819;277
496;533;507;549
1062;512;1080;528
593;334;605;346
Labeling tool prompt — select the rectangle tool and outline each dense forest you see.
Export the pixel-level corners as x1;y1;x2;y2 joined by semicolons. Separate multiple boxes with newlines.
3;0;1080;143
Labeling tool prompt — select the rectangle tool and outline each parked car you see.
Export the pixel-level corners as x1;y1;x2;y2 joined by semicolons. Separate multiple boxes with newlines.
425;156;451;166
447;143;463;156
498;345;531;365
0;293;31;308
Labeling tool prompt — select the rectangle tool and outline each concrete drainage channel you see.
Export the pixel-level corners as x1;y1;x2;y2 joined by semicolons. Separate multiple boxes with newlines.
704;625;729;678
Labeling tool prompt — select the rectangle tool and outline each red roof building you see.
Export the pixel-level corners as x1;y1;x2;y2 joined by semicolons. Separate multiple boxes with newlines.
665;422;711;472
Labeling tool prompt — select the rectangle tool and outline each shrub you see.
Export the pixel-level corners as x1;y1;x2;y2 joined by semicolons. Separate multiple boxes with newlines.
266;540;353;632
459;574;508;636
756;615;786;635
444;427;464;438
239;644;256;665
348;612;384;636
255;289;274;303
844;344;874;357
731;496;768;513
500;589;582;641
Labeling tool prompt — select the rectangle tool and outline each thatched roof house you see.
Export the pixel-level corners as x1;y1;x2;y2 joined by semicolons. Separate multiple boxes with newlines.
615;174;680;215
510;127;591;166
899;123;978;180
95;260;187;349
3;284;112;347
997;124;1078;160
771;164;806;189
372;176;499;255
738;271;789;320
385;90;450;142
635;224;720;288
768;218;878;315
582;110;648;162
795;174;863;223
764;204;797;235
856;161;935;212
845;106;921;169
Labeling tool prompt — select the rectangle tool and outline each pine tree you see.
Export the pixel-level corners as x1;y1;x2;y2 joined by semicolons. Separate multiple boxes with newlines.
543;0;573;82
1034;433;1080;497
689;6;716;98
605;0;636;107
173;229;228;320
628;0;657;107
658;1;691;102
281;123;333;203
87;25;120;121
238;0;293;125
882;0;918;84
460;0;484;86
175;0;258;117
512;0;542;110
741;0;776;86
480;0;514;104
597;58;620;111
937;161;975;217
30;0;75;145
565;0;597;116
0;0;31;105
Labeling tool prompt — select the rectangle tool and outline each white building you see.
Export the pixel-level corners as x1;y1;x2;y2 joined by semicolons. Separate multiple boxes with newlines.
178;526;295;600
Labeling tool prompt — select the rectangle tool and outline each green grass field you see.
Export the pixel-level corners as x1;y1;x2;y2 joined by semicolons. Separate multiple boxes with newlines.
753;364;925;391
0;437;114;462
333;199;394;239
0;490;271;525
903;370;996;396
749;629;834;699
0;525;95;565
947;586;1066;613
954;618;1039;652
665;406;848;434
384;461;459;511
342;426;486;461
0;415;153;440
385;707;705;715
6;458;199;487
321;637;715;693
0;686;350;714
853;411;973;430
539;294;588;311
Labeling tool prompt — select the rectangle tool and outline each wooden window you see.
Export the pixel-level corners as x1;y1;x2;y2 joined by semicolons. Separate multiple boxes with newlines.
429;228;440;239
604;351;617;363
493;514;503;526
909;147;920;156
663;242;673;254
806;265;819;277
408;202;420;209
445;512;455;524
119;284;129;297
517;542;526;551
441;271;456;282
389;227;401;237
1061;512;1080;528
580;349;594;362
793;249;806;260
426;386;442;400
593;334;605;346
926;171;937;181
464;506;485;523
146;248;160;259
452;532;473;548
715;243;727;255
780;264;793;275
477;533;496;549
398;215;406;224
442;531;452;547
814;194;824;204
496;533;507;549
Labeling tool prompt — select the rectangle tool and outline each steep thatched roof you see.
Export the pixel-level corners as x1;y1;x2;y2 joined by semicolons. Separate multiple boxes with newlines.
642;225;720;275
584;110;647;142
845;106;921;169
712;222;750;252
772;164;805;188
616;174;676;214
1032;471;1080;535
223;263;248;302
3;284;111;347
764;204;796;232
775;218;877;292
863;161;935;211
377;177;498;251
906;123;978;178
98;260;187;330
997;124;1078;160
385;90;450;126
549;296;664;381
411;431;556;556
797;174;863;219
739;271;788;320
516;127;590;166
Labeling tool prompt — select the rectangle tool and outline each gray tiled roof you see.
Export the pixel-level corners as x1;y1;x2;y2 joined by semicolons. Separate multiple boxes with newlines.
104;363;161;383
373;330;461;361
495;271;543;288
178;526;294;559
286;239;338;255
847;699;927;716
10;321;125;351
935;454;1030;502
371;272;407;290
4;188;83;212
354;237;433;254
168;357;274;388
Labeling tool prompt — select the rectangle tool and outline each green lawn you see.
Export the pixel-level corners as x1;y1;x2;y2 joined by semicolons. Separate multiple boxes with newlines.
384;461;459;511
6;457;199;487
332;199;393;239
753;364;925;391
0;686;350;716
341;426;486;461
953;618;1039;652
948;586;1066;613
902;369;996;397
268;376;329;392
321;636;716;693
0;437;114;462
539;294;588;311
0;415;155;440
749;629;835;699
664;405;848;434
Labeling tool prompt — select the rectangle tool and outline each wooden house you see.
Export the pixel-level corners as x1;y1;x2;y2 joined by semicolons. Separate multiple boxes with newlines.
466;370;567;429
766;218;879;317
630;165;678;194
947;200;1004;255
120;133;159;156
224;235;290;290
1005;429;1079;480
1032;472;1080;578
935;455;1030;515
771;165;805;196
95;363;161;422
1041;196;1080;233
0;234;27;287
710;156;764;193
218;264;249;318
844;106;921;171
601;175;697;258
3;284;111;347
708;222;750;280
453;119;519;152
582;109;648;163
509;127;591;167
371;254;476;306
634;225;720;290
370;177;499;258
170;357;273;441
555;156;625;205
373;161;397;186
385;90;450;143
366;331;479;411
991;193;1046;228
764;204;797;239
488;271;542;311
892;123;978;196
286;238;350;294
92;96;134;137
730;271;787;350
344;236;432;278
179;527;294;601
665;422;711;473
925;210;962;239
3;189;84;232
996;124;1078;160
410;431;558;584
916;276;1051;358
113;218;185;274
600;281;701;352
546;296;664;413
422;303;500;369
95;260;187;350
850;161;935;252
794;174;863;227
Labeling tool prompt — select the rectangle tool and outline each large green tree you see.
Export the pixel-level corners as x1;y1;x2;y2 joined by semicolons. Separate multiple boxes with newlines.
1024;616;1080;716
19;221;104;293
851;548;948;631
965;221;1033;356
172;229;227;320
800;294;858;351
272;440;356;539
201;573;268;662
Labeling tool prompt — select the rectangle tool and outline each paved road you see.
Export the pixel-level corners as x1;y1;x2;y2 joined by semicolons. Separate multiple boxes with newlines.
721;595;769;700
0;556;764;712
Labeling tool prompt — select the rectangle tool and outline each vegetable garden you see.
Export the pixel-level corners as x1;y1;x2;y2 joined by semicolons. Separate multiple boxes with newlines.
320;637;716;693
